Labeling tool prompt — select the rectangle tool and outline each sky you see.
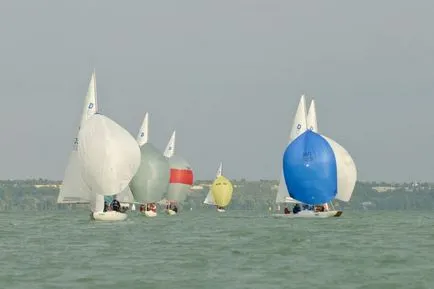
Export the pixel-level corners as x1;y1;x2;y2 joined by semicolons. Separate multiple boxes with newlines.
0;0;433;182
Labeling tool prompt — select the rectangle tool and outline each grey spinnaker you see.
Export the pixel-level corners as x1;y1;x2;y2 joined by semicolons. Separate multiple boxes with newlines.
129;143;170;203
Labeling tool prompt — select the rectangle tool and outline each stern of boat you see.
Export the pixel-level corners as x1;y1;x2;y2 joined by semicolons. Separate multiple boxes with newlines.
333;210;343;217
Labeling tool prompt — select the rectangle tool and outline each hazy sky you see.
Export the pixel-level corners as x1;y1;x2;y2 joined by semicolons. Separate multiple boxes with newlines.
0;0;433;182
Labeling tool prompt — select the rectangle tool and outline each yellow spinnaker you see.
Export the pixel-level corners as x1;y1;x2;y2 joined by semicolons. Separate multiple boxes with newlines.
211;175;233;207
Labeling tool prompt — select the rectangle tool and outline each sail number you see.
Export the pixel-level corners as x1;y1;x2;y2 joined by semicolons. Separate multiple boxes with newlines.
303;151;313;162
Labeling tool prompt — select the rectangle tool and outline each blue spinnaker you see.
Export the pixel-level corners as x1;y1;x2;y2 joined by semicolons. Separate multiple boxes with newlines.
282;130;337;205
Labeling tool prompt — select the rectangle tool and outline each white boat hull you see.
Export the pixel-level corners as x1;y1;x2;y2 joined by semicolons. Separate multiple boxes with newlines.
217;208;226;213
273;210;342;218
166;209;177;215
91;211;128;221
141;210;157;217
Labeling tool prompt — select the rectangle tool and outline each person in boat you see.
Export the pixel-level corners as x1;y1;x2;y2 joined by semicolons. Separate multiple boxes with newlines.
146;203;156;212
119;204;128;213
150;203;157;212
111;198;121;212
139;204;145;212
315;205;325;212
172;204;178;213
284;207;290;214
292;203;301;214
103;201;109;212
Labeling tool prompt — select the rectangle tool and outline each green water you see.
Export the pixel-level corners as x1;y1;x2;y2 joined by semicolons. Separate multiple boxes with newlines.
0;209;433;289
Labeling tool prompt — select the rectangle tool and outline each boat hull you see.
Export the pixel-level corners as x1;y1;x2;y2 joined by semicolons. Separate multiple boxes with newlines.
272;210;342;218
166;209;177;215
217;208;226;213
91;211;128;221
141;210;157;217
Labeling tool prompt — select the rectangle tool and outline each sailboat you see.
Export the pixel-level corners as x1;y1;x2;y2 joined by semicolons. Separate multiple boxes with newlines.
129;113;170;217
203;163;233;212
274;96;357;218
57;72;97;205
163;131;194;215
78;113;141;221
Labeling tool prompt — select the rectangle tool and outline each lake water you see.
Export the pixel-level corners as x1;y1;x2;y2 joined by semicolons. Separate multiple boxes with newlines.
0;209;433;289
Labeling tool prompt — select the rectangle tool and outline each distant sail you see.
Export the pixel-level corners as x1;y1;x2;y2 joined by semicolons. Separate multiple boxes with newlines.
211;176;233;207
164;130;176;158
166;156;194;203
58;71;97;204
204;162;222;205
129;143;171;203
78;114;141;196
163;131;194;203
129;113;170;203
136;112;149;146
306;99;318;132
203;190;216;205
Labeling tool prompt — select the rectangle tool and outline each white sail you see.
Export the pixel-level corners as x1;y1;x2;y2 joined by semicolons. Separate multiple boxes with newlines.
57;71;98;204
79;71;98;129
275;95;307;204
289;95;307;142
203;190;216;205
322;135;357;202
57;152;91;203
306;99;318;132
216;162;222;177
275;172;298;204
78;114;141;196
90;193;105;213
116;186;135;203
164;130;176;158
136;112;149;147
203;162;222;205
307;100;356;202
